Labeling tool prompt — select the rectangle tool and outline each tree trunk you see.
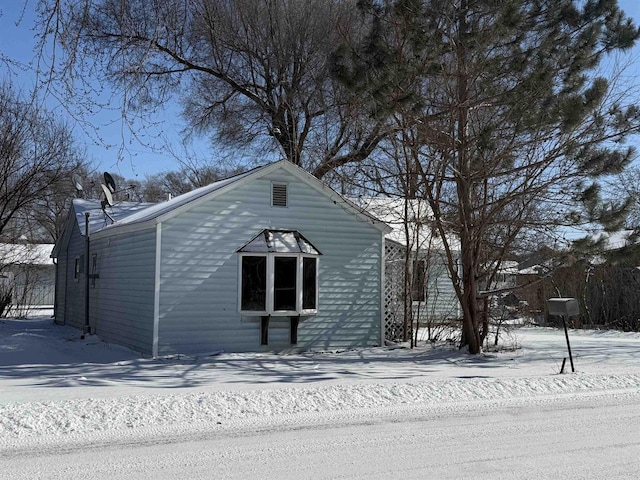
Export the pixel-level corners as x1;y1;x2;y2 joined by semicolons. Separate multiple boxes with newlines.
460;246;482;353
455;0;481;354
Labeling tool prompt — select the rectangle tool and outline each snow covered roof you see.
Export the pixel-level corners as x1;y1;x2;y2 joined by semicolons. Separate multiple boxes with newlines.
496;260;520;275
72;199;156;236
53;162;390;258
353;197;460;251
109;166;263;228
51;199;155;258
0;244;54;266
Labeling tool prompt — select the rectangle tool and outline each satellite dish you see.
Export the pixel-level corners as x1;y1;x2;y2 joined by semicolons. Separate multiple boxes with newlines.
72;173;84;192
104;172;117;193
101;183;114;207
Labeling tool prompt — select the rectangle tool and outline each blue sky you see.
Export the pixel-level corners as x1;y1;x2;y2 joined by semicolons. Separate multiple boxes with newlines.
1;1;640;181
0;1;195;180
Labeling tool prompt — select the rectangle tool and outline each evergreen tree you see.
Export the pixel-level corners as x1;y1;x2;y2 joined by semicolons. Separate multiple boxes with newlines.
335;0;640;352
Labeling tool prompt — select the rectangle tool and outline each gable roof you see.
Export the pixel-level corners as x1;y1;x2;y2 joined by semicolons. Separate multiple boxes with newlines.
91;160;391;238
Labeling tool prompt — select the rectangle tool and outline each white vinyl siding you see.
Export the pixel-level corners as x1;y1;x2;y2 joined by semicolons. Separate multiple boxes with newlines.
412;252;460;321
59;221;86;329
156;169;383;355
88;228;156;354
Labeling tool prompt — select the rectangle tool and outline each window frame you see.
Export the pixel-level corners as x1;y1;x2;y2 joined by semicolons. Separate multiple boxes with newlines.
240;255;268;312
238;252;319;316
73;256;84;282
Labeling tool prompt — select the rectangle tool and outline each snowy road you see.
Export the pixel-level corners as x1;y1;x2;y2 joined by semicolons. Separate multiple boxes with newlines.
2;391;639;480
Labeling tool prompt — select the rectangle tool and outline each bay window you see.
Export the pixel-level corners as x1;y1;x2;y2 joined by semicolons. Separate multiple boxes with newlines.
238;230;320;315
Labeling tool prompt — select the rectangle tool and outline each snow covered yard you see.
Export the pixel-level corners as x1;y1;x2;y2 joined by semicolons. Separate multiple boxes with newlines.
1;316;639;437
0;318;640;480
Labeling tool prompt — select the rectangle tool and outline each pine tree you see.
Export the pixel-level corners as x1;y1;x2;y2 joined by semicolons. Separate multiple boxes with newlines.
335;0;640;352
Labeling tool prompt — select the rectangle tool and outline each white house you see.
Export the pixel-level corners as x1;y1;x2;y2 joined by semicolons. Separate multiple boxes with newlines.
52;160;391;356
354;197;461;340
0;243;55;315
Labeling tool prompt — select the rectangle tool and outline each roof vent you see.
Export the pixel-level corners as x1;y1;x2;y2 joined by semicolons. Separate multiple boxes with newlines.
271;183;288;207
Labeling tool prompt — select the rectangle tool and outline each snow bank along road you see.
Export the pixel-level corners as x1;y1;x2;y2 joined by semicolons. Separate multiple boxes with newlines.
1;389;639;480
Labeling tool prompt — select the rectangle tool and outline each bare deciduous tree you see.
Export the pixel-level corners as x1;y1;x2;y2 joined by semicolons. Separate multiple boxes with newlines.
0;82;83;243
35;0;388;177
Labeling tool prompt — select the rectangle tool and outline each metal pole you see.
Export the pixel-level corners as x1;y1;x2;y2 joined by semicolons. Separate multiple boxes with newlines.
562;315;575;372
84;212;90;336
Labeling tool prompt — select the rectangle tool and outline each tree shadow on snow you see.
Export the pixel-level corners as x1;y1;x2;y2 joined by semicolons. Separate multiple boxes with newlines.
1;320;638;391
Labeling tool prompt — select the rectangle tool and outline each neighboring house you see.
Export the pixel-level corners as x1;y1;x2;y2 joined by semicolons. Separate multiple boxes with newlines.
52;160;391;356
0;243;55;315
354;197;460;340
510;230;638;316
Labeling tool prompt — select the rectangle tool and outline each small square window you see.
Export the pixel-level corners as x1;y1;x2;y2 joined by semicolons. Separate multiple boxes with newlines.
74;256;84;281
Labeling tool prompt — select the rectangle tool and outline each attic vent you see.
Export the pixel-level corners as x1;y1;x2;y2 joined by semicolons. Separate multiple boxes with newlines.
271;183;288;207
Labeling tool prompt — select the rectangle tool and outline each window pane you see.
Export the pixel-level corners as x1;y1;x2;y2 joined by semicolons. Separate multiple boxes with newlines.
241;256;266;311
411;260;426;302
302;257;317;310
274;257;297;311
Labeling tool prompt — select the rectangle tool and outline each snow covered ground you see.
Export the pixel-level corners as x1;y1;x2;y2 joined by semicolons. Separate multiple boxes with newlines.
1;316;639;478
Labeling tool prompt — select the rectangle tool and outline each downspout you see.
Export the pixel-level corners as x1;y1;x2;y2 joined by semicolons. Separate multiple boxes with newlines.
52;257;58;321
61;226;72;326
83;212;90;336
